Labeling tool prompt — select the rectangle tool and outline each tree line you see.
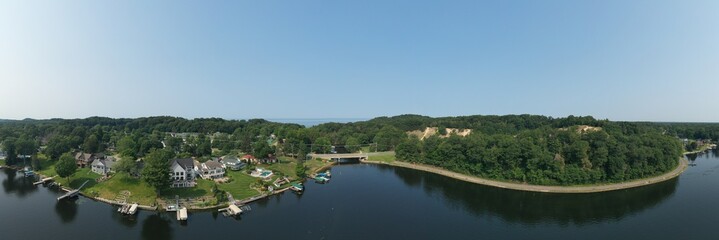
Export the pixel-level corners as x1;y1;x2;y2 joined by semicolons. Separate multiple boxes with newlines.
0;114;711;186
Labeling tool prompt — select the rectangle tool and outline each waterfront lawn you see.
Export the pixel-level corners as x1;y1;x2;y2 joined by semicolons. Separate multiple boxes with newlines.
0;159;5;166
163;179;215;199
89;173;156;205
304;158;328;172
264;159;298;178
51;167;99;190
218;170;259;200
368;152;396;163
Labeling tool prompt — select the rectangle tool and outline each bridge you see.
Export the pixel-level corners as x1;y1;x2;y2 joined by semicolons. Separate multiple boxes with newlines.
57;180;90;201
308;153;369;162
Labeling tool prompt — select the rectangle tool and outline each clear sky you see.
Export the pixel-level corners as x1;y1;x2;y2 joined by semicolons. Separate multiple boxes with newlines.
1;1;717;122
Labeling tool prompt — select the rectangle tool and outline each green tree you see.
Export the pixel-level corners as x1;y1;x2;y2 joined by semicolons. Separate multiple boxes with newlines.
56;153;78;182
117;135;137;158
45;136;71;160
31;154;47;171
83;134;100;153
164;137;182;153
253;140;275;159
16;136;38;157
2;138;17;165
114;157;139;176
142;149;172;195
373;126;405;151
295;159;306;178
396;137;421;162
345;137;360;153
313;137;331;153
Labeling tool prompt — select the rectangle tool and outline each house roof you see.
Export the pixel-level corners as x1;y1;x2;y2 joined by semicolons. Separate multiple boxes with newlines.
241;154;255;159
170;158;195;170
203;160;223;170
222;156;240;164
75;152;93;160
92;158;116;168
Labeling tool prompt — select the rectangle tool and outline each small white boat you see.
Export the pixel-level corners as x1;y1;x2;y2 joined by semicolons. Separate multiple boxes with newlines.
127;203;138;215
166;205;178;212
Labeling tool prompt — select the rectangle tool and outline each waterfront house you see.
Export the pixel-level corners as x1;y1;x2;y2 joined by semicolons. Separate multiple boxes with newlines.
90;157;116;175
197;160;225;179
240;154;258;164
170;158;197;188
75;152;97;168
221;156;245;171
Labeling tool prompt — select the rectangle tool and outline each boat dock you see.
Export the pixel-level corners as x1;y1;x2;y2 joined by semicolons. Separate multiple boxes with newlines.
177;207;188;221
57;180;89;201
218;204;243;217
33;177;54;185
118;203;139;215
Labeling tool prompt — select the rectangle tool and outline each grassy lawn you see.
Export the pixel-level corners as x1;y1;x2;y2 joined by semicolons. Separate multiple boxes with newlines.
49;167;100;191
163;179;215;199
218;170;260;200
36;159;58;177
0;159;5;166
87;173;157;205
264;160;298;179
368;152;396;163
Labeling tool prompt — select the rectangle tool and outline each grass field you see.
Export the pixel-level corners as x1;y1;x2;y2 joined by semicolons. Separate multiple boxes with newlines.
88;173;157;205
368;152;396;163
163;179;215;199
218;170;260;200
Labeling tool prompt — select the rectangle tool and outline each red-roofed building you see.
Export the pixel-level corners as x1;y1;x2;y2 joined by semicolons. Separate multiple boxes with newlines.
240;154;257;164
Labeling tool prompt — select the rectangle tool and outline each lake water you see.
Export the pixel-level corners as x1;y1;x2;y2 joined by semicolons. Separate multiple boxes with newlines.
1;150;718;240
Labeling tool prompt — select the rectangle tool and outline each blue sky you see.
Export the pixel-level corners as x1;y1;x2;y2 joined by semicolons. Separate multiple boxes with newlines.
1;1;717;122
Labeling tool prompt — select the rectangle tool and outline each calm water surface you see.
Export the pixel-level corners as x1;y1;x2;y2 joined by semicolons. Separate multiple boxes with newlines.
1;150;718;240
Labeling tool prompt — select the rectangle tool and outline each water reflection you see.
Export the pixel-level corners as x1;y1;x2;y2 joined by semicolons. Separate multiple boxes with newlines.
111;207;138;228
55;199;78;224
1;168;38;197
387;164;678;225
141;214;173;240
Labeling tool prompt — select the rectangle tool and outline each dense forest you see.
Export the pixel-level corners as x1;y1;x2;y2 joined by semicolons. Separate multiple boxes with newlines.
0;115;714;186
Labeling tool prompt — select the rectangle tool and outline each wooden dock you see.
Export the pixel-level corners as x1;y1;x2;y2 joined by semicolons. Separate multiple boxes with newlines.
57;180;89;201
33;177;54;185
218;204;243;217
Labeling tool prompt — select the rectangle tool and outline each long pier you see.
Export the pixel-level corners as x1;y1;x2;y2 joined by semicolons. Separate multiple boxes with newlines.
57;180;89;201
33;177;54;185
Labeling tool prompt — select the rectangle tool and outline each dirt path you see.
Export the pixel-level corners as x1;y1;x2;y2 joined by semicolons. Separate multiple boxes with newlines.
362;158;688;193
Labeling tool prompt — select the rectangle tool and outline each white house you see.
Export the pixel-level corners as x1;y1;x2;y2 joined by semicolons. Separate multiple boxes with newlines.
221;156;246;171
170;158;197;188
90;157;116;175
197;160;225;179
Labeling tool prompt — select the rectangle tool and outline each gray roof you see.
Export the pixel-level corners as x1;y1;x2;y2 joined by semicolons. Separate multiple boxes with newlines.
92;158;116;168
204;160;223;170
222;156;240;164
170;158;195;170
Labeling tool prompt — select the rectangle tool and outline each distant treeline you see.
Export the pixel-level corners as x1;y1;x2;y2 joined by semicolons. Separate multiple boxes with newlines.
0;115;714;185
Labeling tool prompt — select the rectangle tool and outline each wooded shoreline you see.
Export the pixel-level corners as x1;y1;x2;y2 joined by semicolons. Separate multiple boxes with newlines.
362;157;689;193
